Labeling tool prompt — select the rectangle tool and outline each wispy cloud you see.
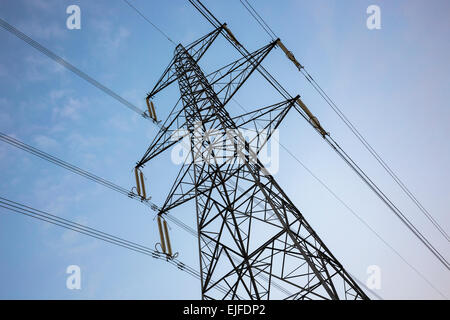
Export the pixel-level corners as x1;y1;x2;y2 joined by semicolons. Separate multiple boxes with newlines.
33;134;59;150
66;132;106;152
24;53;65;82
49;89;72;102
92;19;131;54
110;27;131;49
27;0;60;12
17;19;66;41
15;0;67;40
52;97;85;121
105;115;132;132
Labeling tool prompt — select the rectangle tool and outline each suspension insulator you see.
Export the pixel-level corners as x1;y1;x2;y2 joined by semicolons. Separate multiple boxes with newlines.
277;40;303;71
134;167;141;196
163;219;173;257
150;101;157;121
146;97;158;121
296;98;327;137
146;97;152;118
157;215;167;254
223;24;240;46
140;170;147;200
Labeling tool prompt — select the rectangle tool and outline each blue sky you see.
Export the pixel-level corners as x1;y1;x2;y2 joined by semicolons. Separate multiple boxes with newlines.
0;0;449;299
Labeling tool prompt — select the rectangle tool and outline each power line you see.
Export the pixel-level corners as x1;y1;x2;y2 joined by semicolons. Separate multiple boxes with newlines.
230;99;447;299
137;19;369;297
325;135;450;269
122;0;177;45
1;1;445;298
188;0;296;103
2;4;299;294
237;0;449;243
240;0;277;39
168;198;385;300
1;3;335;299
192;0;449;270
1;129;443;298
0;196;234;297
0;131;374;298
302;69;450;242
1;128;293;296
0;0;438;295
0;132;134;199
0;134;237;296
0;17;159;125
282;135;448;298
239;0;275;40
188;0;449;283
0;126;307;296
0;131;165;213
0;197;197;280
0;130;365;297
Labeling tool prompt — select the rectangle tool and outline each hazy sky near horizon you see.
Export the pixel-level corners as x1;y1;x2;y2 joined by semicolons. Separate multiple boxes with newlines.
0;0;449;299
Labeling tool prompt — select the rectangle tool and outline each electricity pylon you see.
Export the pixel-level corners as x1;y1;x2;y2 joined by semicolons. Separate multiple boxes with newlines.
136;25;369;300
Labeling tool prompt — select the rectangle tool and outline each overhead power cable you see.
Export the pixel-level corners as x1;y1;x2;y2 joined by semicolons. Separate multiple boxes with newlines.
122;0;176;45
1;2;445;297
0;130;375;297
280;138;446;298
302;67;450;242
0;131;305;297
230;98;447;298
239;0;276;40
0;196;233;297
326;135;449;270
1;0;443;296
188;0;449;271
0;17;159;125
0;132;135;199
0;131;164;212
238;0;449;243
239;0;275;40
1;131;444;298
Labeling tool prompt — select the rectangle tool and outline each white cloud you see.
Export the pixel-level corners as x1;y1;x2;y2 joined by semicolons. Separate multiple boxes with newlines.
66;132;106;151
33;134;59;150
49;89;71;102
31;175;85;215
105;115;132;132
52;97;85;121
18;17;65;41
24;54;65;82
110;27;131;49
27;0;58;12
92;20;131;53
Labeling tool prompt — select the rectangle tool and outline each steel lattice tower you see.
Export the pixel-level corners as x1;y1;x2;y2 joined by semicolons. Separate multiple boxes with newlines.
136;26;369;300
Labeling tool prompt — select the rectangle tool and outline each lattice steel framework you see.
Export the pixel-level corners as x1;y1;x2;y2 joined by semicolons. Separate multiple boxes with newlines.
136;25;369;300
